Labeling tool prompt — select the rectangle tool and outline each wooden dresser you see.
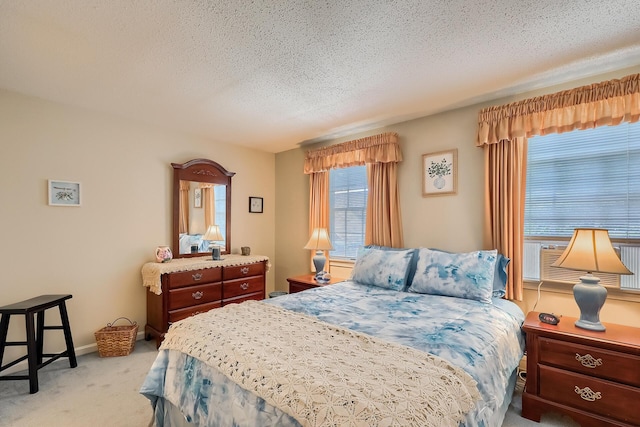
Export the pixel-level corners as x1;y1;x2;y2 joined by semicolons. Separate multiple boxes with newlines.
522;311;640;427
143;256;268;347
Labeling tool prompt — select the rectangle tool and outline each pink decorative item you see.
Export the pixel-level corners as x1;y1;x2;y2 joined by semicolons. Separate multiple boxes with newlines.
155;246;173;263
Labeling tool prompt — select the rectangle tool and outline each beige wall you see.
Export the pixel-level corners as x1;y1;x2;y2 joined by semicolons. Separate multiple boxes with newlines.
2;64;639;371
0;89;276;365
274;65;640;328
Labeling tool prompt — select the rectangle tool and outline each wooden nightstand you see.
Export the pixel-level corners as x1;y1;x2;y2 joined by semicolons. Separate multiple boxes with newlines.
522;311;640;427
287;274;346;294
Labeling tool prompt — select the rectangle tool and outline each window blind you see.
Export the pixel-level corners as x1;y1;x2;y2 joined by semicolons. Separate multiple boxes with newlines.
329;165;368;259
525;122;640;240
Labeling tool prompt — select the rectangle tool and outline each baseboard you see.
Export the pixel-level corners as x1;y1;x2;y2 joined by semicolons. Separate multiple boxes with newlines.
0;331;147;376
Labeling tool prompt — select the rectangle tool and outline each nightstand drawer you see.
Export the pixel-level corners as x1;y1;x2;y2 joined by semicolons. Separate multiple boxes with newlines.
223;276;264;299
168;283;222;310
289;282;317;293
539;365;640;425
540;337;640;387
167;268;222;289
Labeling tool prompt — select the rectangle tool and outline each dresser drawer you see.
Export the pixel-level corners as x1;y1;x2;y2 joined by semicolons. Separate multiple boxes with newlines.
223;262;265;280
223;292;265;305
539;365;640;425
540;337;640;387
166;268;222;289
168;301;222;324
168;283;222;310
223;276;264;299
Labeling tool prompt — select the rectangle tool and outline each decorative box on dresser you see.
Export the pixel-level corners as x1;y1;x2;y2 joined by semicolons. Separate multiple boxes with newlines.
522;311;640;427
142;255;269;347
287;274;346;294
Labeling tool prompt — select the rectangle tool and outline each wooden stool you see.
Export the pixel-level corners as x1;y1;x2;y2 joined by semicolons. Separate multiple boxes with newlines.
0;294;77;393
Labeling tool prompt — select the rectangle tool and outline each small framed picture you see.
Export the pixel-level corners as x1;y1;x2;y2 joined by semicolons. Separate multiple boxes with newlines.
249;196;263;213
194;188;202;208
48;180;81;206
422;149;457;197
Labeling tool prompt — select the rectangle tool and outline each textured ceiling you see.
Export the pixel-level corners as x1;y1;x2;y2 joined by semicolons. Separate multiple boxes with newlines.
1;1;640;153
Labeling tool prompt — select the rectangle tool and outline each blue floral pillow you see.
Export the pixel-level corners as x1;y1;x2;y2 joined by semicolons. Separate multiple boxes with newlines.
407;248;497;303
492;254;510;298
358;245;419;289
429;247;510;298
351;248;415;291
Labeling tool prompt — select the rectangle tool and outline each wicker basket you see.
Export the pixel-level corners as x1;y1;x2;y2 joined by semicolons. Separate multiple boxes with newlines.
94;317;138;357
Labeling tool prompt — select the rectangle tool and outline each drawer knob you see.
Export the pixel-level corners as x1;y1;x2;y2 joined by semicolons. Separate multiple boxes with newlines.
240;282;249;290
241;267;250;275
574;386;602;402
192;273;203;281
192;291;204;300
575;353;603;369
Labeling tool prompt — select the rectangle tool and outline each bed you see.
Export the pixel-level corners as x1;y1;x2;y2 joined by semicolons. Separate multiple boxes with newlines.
141;247;525;427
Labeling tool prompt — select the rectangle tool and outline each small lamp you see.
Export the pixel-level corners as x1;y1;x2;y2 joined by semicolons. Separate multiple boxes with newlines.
552;228;632;331
304;228;333;279
203;225;224;260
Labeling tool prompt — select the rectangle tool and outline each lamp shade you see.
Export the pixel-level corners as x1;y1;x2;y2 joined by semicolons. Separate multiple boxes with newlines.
552;228;632;275
203;225;224;242
304;228;334;251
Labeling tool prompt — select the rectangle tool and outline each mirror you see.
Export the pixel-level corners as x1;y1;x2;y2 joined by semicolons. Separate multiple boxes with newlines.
172;159;235;258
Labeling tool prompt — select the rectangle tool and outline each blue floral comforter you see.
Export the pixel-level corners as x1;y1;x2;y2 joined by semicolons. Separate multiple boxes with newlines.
140;280;525;427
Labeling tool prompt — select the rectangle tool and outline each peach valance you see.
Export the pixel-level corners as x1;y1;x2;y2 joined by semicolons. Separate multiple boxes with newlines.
304;132;401;174
476;73;640;146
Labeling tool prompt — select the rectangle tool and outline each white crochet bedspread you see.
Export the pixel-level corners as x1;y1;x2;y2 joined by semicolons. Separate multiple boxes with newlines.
141;254;270;294
160;300;480;427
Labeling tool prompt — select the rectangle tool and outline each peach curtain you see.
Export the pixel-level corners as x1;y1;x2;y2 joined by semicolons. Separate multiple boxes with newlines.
200;183;216;230
305;132;404;267
476;73;640;300
477;73;640;146
308;171;329;272
304;132;402;173
366;162;404;247
482;138;527;300
179;180;190;234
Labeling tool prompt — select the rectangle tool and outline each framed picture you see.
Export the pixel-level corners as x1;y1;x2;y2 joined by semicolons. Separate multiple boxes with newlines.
422;149;457;196
249;196;263;213
48;180;81;206
194;188;202;208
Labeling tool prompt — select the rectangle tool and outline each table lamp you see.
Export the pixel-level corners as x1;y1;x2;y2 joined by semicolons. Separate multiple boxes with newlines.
304;228;333;279
203;224;224;260
552;228;632;331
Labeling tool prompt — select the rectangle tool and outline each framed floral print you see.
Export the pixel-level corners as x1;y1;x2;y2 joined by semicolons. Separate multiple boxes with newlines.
194;188;202;208
422;149;457;196
249;196;263;213
48;180;81;206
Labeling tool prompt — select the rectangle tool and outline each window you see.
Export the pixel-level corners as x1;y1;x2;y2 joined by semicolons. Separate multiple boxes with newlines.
329;166;368;259
524;121;640;290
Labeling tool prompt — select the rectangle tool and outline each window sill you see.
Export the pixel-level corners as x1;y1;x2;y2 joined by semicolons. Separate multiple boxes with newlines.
524;280;640;303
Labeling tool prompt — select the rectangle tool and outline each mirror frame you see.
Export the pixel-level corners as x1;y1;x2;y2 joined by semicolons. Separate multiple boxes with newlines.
172;159;235;258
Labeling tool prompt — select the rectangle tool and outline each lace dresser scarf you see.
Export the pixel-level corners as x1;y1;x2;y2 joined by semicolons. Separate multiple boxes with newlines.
141;255;270;295
161;300;480;427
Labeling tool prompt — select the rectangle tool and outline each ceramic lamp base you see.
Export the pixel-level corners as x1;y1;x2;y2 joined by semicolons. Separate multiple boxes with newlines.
573;274;607;332
312;250;326;278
